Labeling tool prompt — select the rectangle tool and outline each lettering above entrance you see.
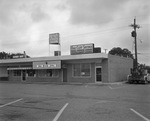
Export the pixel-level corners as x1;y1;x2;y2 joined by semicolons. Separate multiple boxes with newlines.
33;61;61;69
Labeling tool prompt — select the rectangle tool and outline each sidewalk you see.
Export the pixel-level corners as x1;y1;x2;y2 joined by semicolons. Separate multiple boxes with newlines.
0;80;128;85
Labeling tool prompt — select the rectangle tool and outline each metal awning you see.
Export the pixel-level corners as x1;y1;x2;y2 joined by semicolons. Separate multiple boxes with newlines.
7;67;32;70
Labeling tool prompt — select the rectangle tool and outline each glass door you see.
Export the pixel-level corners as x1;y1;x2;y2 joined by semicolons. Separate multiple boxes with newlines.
96;67;102;82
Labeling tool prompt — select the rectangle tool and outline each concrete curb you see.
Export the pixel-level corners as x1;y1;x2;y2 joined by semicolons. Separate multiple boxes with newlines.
0;80;128;85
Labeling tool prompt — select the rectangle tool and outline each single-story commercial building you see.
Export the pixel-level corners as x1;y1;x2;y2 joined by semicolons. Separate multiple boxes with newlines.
0;53;133;83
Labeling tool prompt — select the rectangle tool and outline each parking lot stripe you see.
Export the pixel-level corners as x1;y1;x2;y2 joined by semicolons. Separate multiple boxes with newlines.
108;86;113;89
53;103;69;121
0;98;23;108
130;108;150;121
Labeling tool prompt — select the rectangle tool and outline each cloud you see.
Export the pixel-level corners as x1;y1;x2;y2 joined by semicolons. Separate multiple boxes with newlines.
67;0;128;26
0;0;53;51
31;4;48;22
55;0;68;11
0;0;17;25
19;2;50;23
67;0;149;26
0;0;149;65
66;0;150;65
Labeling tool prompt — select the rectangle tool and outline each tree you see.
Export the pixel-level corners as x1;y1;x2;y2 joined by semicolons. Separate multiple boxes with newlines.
0;52;10;59
0;51;30;59
109;47;133;59
122;48;133;59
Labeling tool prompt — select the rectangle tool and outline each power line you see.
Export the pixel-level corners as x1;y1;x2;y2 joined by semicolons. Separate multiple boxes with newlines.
1;15;147;39
1;25;130;46
1;15;148;46
62;26;128;38
0;16;148;38
138;53;150;56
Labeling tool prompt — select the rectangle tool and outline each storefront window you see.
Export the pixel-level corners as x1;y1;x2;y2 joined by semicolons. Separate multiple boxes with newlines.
81;64;90;76
27;70;35;77
73;63;91;77
13;70;21;76
47;69;52;77
51;70;59;77
38;70;46;77
73;64;80;77
38;69;59;77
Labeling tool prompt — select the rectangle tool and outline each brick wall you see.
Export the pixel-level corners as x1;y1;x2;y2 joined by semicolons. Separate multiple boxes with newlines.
108;54;133;82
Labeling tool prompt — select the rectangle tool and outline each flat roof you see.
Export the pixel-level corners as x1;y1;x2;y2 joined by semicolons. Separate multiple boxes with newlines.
0;53;108;64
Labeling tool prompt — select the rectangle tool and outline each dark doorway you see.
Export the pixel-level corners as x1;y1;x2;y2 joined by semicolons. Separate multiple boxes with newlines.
22;70;26;81
96;67;102;82
63;68;67;82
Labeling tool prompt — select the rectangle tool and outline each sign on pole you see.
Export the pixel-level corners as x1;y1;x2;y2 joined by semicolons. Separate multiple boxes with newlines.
70;43;94;55
49;33;60;44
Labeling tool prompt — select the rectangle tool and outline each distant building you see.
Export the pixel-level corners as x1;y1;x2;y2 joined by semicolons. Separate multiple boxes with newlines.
0;53;133;83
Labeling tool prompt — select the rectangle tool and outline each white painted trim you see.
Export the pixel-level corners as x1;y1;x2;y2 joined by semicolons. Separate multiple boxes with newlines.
0;53;108;64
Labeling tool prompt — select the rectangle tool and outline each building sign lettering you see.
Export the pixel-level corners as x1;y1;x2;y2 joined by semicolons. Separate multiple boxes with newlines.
33;61;61;69
70;43;94;55
49;33;60;44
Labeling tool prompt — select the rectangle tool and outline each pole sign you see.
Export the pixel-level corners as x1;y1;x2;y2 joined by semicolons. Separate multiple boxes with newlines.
49;33;60;44
70;43;94;55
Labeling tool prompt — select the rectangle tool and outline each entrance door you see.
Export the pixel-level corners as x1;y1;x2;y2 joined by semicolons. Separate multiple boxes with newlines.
63;68;67;82
96;67;102;82
22;70;26;81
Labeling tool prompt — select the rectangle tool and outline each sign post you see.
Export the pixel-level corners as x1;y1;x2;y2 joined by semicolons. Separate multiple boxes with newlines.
49;33;60;56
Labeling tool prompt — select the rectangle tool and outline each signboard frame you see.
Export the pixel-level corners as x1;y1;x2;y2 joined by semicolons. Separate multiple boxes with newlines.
33;61;61;69
70;43;94;55
49;33;60;44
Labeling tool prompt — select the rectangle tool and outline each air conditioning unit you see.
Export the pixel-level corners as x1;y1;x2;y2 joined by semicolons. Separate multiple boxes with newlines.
94;47;101;53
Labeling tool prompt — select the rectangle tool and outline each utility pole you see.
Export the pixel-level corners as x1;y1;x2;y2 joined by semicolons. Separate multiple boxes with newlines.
129;17;140;69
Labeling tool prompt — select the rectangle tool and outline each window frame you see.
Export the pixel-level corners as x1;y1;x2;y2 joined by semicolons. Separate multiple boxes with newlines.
72;63;91;78
73;63;81;77
27;70;35;77
37;69;59;78
13;70;21;76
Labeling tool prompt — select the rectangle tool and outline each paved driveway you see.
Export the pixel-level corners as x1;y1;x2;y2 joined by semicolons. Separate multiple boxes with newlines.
0;82;150;121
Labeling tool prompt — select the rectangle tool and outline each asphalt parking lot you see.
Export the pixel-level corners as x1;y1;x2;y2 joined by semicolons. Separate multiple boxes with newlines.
0;82;150;121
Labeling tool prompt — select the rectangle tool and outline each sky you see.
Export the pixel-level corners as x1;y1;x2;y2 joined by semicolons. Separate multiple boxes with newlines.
0;0;150;65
